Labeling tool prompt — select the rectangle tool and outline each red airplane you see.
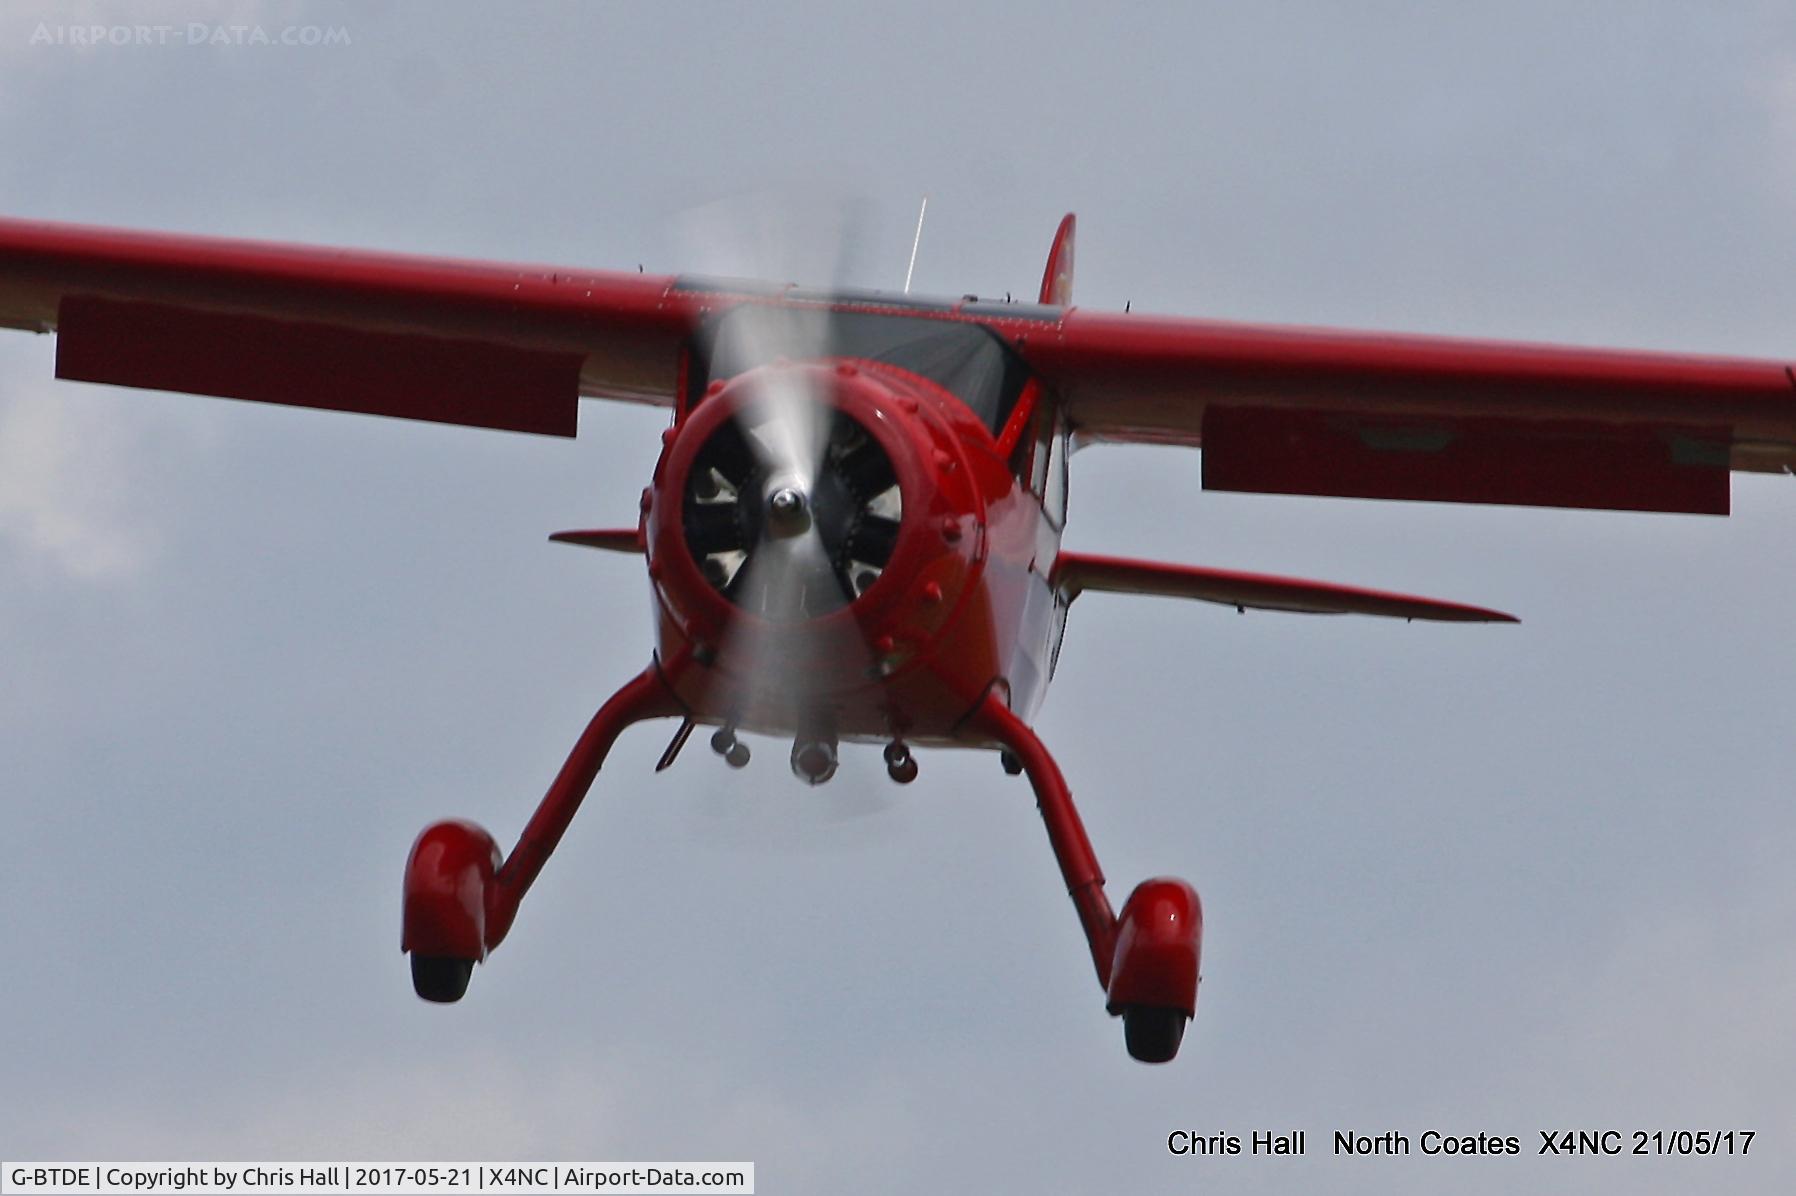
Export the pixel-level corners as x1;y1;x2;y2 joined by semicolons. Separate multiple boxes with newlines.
3;213;1792;1064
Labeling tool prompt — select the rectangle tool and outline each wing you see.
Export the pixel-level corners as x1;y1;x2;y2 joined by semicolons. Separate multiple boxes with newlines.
1019;309;1796;514
0;217;692;435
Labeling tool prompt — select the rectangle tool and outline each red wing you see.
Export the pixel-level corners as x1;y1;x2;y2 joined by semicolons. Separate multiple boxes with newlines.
1051;553;1516;623
1020;309;1796;514
0;217;691;435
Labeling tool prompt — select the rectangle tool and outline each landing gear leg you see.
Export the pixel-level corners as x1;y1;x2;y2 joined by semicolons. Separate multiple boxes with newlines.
967;691;1203;1063
402;663;684;1000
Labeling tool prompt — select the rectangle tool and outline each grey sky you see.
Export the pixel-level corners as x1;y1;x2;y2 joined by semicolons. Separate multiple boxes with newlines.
2;2;1794;1192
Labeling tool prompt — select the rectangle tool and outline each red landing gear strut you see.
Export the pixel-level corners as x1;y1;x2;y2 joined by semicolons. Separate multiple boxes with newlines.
968;691;1204;1064
400;668;1197;1063
401;664;682;1003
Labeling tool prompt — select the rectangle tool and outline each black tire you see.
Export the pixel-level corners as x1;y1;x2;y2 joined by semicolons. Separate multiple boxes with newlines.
1122;1005;1187;1064
411;954;474;1003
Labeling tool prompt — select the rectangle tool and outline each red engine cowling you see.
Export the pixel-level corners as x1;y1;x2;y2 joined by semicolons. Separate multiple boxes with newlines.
1105;877;1203;1016
643;360;987;733
401;820;501;960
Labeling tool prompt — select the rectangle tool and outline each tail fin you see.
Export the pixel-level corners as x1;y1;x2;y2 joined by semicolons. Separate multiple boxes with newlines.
1039;213;1076;305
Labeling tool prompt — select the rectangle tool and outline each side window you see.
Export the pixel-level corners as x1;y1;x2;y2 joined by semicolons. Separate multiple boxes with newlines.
1027;406;1066;526
1043;420;1068;527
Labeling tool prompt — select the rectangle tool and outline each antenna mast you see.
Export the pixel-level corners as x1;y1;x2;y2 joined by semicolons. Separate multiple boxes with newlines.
903;196;929;294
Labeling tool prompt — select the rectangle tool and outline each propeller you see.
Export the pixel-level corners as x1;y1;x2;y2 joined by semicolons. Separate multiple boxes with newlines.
682;391;903;620
668;191;905;776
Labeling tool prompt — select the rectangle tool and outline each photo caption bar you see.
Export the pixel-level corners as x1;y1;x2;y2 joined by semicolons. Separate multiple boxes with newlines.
2;1163;753;1195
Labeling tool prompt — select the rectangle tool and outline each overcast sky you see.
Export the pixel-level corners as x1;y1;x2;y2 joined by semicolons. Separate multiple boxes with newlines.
3;3;1795;1193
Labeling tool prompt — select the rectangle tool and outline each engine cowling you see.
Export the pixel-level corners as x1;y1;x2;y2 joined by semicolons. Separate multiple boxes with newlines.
645;360;985;728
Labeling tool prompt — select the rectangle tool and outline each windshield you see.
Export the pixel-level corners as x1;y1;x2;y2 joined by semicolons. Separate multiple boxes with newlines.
693;304;1031;434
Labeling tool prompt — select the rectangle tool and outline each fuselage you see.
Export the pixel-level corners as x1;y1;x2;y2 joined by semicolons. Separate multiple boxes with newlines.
643;298;1070;748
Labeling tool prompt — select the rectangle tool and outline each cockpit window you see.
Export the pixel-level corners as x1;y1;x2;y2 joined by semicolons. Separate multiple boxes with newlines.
692;304;1032;435
1043;418;1068;527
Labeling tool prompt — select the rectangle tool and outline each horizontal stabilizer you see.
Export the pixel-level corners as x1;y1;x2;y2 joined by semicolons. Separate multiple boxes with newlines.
1051;552;1516;623
549;528;642;553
